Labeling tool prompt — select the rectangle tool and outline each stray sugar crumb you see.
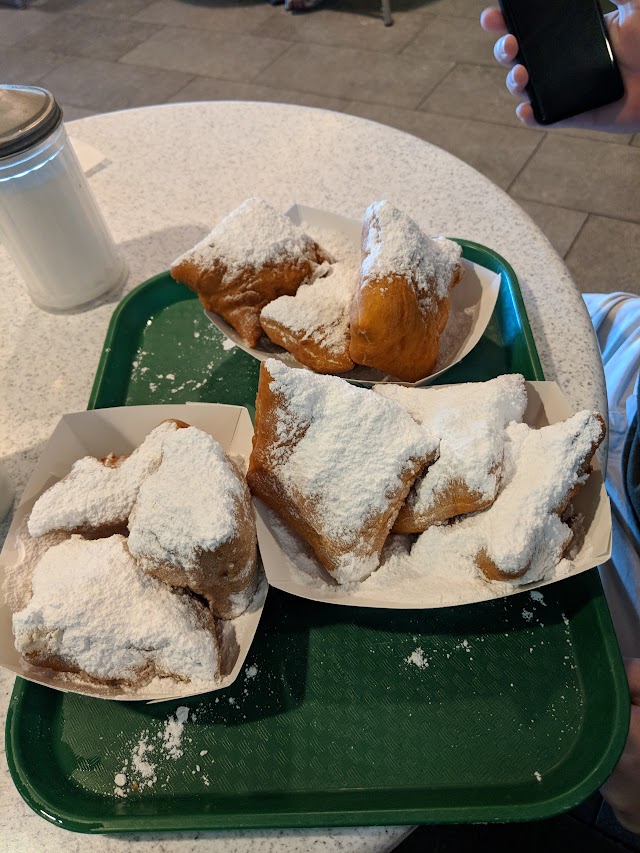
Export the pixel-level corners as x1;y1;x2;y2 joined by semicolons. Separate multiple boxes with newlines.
161;706;190;760
115;706;194;797
406;647;429;669
131;736;156;788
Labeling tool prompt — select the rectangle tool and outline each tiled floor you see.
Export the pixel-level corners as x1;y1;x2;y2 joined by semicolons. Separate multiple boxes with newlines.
2;0;640;297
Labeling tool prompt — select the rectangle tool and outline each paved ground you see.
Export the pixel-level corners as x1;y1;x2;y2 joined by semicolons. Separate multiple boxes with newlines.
2;0;639;295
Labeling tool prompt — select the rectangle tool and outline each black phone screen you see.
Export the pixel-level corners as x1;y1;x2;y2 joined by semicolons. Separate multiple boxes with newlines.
498;0;624;124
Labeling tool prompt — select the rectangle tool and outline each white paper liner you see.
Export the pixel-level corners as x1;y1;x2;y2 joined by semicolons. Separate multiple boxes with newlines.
205;204;502;387
255;381;612;608
0;403;266;702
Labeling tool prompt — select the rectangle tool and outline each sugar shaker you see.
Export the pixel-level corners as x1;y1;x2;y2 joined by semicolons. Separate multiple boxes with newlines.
0;85;127;312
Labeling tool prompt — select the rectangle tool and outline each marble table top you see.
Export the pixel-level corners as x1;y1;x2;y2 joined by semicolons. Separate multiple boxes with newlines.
0;101;606;852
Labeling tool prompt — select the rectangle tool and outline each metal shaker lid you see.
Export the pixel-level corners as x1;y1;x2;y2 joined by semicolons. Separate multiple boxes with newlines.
0;85;62;159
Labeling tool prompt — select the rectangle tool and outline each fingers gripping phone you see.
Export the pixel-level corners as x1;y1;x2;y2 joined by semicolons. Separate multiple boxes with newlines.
498;0;625;125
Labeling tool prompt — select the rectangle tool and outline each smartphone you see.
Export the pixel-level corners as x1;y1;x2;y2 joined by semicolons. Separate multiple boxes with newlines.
498;0;624;125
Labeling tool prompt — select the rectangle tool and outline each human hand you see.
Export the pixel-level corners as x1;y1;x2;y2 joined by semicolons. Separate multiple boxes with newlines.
480;3;640;132
600;657;640;834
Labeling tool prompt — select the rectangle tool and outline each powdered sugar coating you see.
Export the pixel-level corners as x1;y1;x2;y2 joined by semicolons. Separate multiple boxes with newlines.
478;411;604;580
12;535;219;683
260;263;358;355
386;410;604;588
28;421;179;537
264;505;502;603
172;198;322;282
361;201;462;306
376;375;528;520
264;409;603;600
128;427;243;571
2;519;69;612
265;359;438;582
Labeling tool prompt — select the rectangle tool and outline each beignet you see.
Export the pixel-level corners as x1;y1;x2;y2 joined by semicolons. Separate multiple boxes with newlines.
171;198;330;347
375;375;528;532
12;535;220;687
260;263;358;374
475;410;606;582
247;359;438;583
349;201;463;382
28;419;189;539
128;426;258;619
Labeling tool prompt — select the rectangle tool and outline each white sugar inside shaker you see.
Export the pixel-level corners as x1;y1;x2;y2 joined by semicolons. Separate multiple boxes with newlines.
0;85;127;312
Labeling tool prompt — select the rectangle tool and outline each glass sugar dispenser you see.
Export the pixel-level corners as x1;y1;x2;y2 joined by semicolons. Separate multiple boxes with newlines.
0;85;127;312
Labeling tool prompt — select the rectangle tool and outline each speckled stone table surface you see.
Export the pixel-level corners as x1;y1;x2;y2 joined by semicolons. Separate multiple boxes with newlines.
0;101;606;852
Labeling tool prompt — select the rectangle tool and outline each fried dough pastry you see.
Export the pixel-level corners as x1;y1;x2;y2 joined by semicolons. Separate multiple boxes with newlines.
475;410;605;582
12;535;221;687
260;263;358;374
170;198;330;347
128;426;258;620
349;201;463;383
28;419;189;539
375;375;528;533
247;359;438;583
2;519;70;614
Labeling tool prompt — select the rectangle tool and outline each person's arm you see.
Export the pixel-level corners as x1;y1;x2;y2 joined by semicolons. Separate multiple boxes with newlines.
480;2;640;132
600;658;640;833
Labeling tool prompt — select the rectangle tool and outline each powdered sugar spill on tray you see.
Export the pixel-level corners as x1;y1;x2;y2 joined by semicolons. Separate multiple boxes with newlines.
114;706;192;796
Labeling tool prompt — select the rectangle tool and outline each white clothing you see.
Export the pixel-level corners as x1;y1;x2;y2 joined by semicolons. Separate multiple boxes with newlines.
585;292;640;656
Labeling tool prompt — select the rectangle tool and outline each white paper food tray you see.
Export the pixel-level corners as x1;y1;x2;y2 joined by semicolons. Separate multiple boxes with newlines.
0;403;266;703
255;381;612;608
206;204;502;387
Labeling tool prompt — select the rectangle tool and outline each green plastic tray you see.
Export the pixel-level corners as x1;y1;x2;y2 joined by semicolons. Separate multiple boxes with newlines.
6;242;629;833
